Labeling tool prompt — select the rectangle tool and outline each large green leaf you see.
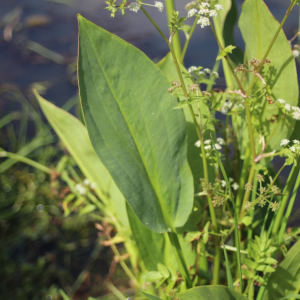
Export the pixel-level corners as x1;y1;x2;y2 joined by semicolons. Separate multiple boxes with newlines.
176;286;248;300
237;0;298;157
77;15;193;233
262;240;300;300
34;91;128;227
126;203;166;271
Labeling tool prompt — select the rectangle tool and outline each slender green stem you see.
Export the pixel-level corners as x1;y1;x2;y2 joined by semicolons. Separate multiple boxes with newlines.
168;232;192;288
209;21;256;160
236;146;251;215
106;282;127;300
239;163;256;217
0;149;52;174
165;0;182;59
272;159;300;236
247;171;258;241
142;7;220;284
180;16;199;64
277;170;300;245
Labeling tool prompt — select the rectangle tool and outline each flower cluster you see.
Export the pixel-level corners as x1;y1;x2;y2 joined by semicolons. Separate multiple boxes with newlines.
195;138;223;152
280;139;300;154
186;1;224;28
75;179;97;195
188;66;219;83
276;99;300;121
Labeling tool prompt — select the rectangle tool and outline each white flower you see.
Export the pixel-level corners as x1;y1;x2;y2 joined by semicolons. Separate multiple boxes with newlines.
209;9;218;17
195;140;201;147
204;68;211;74
290;146;296;152
83;179;90;186
187;8;198;18
232;182;239;190
285;104;291;111
293;111;300;120
198;70;205;76
221;180;226;187
204;139;211;144
154;1;163;12
197;16;210;28
90;182;98;190
204;145;211;150
199;8;210;15
221;101;233;114
277;99;286;105
75;183;87;195
217;137;225;145
293;49;299;58
293;140;300;144
212;71;219;78
201;2;210;8
280;139;290;146
229;177;234;182
214;143;222;150
128;2;140;12
188;66;197;73
292;106;300;112
214;4;224;10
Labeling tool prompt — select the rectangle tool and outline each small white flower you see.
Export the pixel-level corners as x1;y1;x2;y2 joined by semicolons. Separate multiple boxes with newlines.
128;2;140;12
199;8;210;15
214;143;222;150
204;68;211;74
285;104;291;111
198;70;205;76
187;8;198;18
90;182;98;190
211;71;219;78
221;180;226;187
293;111;300;120
204;145;211;150
209;9;218;17
201;2;210;8
290;146;296;152
277;99;286;105
292;106;300;112
154;1;163;12
232;182;239;190
195;140;201;147
229;177;234;182
280;139;290;146
197;16;210;28
293;49;299;58
204;139;211;144
188;66;197;73
214;4;224;10
83;179;90;186
217;137;225;145
293;139;300;144
75;184;87;195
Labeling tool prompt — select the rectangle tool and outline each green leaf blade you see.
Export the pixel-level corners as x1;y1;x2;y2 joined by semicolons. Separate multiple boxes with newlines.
77;15;193;232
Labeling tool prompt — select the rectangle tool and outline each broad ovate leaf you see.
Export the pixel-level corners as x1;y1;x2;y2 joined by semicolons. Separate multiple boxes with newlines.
34;91;128;227
237;0;298;158
176;286;249;300
77;15;193;233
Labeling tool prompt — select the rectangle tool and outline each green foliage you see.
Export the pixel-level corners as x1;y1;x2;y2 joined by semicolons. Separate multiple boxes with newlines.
216;45;236;60
262;240;300;299
237;0;298;158
77;15;193;233
176;286;249;300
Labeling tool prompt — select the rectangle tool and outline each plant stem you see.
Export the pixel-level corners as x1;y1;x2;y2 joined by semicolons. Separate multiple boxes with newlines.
142;7;220;284
277;170;300;245
0;149;52;174
180;16;199;64
168;232;192;288
165;0;182;59
106;282;127;300
247;171;258;241
272;159;300;236
209;21;256;161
